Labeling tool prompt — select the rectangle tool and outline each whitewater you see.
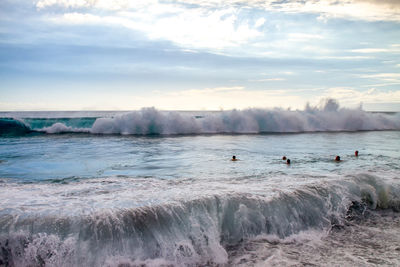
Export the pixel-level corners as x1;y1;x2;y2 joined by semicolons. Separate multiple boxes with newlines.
0;100;400;266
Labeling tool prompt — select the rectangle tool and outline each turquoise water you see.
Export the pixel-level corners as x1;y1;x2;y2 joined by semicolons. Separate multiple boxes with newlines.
0;131;399;182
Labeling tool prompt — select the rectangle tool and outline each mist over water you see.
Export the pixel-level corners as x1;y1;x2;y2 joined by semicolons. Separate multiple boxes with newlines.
0;100;399;266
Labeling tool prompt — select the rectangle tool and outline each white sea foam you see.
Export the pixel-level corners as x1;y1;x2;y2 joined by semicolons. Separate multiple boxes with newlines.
41;122;90;134
1;173;399;266
39;99;400;135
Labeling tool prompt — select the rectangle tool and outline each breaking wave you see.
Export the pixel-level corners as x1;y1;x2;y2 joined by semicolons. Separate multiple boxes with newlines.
1;100;399;136
0;174;399;266
0;118;32;136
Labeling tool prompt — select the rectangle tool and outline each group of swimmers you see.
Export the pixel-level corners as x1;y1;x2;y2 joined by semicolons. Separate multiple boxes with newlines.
231;150;359;164
334;150;359;162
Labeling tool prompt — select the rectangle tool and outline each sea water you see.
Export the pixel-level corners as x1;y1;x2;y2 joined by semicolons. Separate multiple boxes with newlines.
0;103;400;266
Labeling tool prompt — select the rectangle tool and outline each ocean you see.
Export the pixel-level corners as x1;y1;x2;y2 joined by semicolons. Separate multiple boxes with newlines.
0;104;400;266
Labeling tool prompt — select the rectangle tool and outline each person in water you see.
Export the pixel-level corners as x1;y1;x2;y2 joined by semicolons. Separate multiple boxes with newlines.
231;155;238;161
355;150;359;157
282;156;287;160
286;159;290;164
335;155;341;161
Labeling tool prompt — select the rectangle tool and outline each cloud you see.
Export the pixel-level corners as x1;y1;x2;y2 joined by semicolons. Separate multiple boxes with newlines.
33;0;400;57
36;0;147;10
361;73;400;82
249;78;285;82
271;0;400;22
36;0;400;22
317;55;374;60
254;17;265;28
50;5;263;50
351;48;400;53
173;0;400;22
287;33;324;42
351;48;391;53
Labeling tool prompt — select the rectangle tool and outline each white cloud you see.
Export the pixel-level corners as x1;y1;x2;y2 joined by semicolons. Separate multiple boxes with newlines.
36;0;400;22
249;78;285;82
264;0;400;22
50;5;263;50
287;33;324;42
317;55;374;60
351;48;390;53
361;82;400;88
36;0;151;10
175;0;400;22
35;0;400;56
361;73;400;82
255;17;266;28
280;71;295;75
37;0;94;9
363;73;400;78
351;48;400;53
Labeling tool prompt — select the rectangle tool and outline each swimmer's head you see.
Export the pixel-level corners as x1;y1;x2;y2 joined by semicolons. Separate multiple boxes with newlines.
335;155;341;161
286;159;290;164
355;150;359;156
282;156;287;160
232;155;236;161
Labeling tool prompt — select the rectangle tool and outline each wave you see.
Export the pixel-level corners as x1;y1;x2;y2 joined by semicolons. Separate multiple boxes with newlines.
0;118;33;136
89;104;400;135
0;118;94;136
1;99;400;136
0;174;399;266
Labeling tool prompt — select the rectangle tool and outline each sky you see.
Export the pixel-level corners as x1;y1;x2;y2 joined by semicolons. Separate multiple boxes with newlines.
0;0;400;111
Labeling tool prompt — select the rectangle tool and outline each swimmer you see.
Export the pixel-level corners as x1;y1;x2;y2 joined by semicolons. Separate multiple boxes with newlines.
335;155;341;161
286;159;290;165
282;156;287;160
355;150;359;157
231;155;238;161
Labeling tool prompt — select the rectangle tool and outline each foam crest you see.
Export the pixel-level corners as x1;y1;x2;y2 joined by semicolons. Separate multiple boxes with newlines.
89;100;400;135
91;108;200;135
1;174;398;266
41;122;90;134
